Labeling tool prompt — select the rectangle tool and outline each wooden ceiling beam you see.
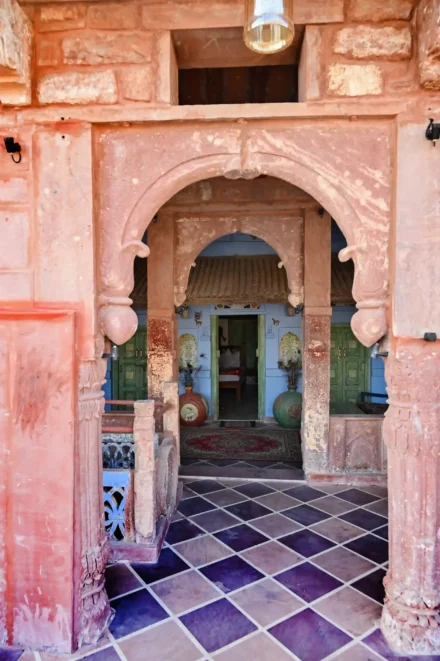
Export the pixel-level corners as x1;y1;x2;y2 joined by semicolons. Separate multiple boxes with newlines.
174;27;305;69
143;0;343;29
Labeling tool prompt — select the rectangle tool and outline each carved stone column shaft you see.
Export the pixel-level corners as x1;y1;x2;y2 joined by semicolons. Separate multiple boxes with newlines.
77;360;112;648
381;338;440;655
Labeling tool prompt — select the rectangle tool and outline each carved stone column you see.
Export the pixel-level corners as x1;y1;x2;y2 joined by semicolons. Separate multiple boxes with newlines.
381;338;440;654
302;208;331;475
147;210;178;399
77;359;112;648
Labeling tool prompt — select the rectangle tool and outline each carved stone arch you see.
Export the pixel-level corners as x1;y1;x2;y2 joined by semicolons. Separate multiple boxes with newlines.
98;123;390;348
174;221;304;310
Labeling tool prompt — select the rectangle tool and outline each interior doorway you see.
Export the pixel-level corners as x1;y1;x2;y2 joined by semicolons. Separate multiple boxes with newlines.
211;314;265;421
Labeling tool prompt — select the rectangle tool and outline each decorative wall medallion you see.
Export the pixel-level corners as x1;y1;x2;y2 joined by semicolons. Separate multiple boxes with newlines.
179;333;197;368
279;332;301;363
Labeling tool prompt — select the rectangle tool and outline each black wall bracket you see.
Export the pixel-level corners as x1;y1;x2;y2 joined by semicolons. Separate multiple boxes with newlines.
426;119;440;146
4;137;22;163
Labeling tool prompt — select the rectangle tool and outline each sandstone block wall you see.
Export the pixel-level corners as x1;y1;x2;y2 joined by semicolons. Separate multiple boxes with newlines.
32;3;178;106
299;0;422;100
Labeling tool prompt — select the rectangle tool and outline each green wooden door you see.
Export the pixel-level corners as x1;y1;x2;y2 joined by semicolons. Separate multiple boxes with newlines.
257;314;266;420
211;316;219;420
113;327;148;402
330;325;369;411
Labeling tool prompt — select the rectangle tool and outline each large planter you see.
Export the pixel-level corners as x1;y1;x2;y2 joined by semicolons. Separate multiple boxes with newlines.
273;387;302;430
179;387;207;427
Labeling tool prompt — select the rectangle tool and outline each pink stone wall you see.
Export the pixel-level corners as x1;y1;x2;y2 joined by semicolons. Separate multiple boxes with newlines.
0;311;77;651
33;11;177;107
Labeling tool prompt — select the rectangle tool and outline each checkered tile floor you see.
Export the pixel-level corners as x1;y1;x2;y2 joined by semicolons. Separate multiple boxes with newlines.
5;479;440;660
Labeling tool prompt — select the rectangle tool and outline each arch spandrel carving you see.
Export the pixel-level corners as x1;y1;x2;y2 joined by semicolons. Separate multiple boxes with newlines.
173;214;304;309
97;121;391;347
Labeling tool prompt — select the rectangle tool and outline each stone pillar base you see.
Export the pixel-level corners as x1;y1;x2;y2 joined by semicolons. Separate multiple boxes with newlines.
382;601;440;656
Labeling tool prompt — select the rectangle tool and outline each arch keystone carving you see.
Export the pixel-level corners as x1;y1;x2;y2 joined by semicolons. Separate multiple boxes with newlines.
97;122;391;348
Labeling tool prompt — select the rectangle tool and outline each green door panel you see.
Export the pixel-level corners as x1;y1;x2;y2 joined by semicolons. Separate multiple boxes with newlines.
114;327;148;402
330;324;369;411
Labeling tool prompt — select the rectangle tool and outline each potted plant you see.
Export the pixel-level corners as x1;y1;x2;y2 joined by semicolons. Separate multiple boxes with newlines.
178;363;207;427
273;353;302;429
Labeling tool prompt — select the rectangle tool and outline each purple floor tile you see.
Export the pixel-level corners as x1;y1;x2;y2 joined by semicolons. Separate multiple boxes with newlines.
269;608;351;661
279;529;335;558
374;524;389;540
166;519;205;545
336;488;380;506
352;568;386;604
340;508;387;531
0;650;24;661
178;496;217;517
345;534;388;565
283;485;326;502
105;563;142;599
80;649;121;661
180;598;257;653
186;480;226;495
214;523;269;552
109;589;169;639
276;561;342;602
234;482;275;498
363;628;440;660
283;504;330;526
131;548;190;584
200;554;264;593
225;500;272;521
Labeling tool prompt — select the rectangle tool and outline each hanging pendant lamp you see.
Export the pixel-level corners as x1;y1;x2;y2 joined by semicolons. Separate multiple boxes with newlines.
244;0;294;54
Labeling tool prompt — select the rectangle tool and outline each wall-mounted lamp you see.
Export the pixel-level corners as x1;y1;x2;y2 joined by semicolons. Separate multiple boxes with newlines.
426;119;440;146
244;0;294;54
294;304;304;314
286;304;295;316
4;137;22;163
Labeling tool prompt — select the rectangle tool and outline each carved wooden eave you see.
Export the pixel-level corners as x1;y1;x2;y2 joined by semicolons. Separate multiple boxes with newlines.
0;0;32;105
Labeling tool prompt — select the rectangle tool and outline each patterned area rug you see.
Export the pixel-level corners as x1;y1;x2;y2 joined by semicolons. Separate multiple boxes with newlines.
180;427;302;463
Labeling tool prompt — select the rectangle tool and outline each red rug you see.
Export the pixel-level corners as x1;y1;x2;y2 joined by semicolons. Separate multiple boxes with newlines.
180;427;302;463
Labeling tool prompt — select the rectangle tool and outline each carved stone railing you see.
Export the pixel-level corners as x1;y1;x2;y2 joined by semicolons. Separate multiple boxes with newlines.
102;382;180;563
